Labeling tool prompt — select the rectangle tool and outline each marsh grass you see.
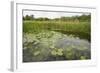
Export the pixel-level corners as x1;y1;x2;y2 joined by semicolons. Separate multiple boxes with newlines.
23;20;90;41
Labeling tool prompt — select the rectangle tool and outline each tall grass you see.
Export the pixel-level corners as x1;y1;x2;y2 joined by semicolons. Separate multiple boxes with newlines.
23;20;90;41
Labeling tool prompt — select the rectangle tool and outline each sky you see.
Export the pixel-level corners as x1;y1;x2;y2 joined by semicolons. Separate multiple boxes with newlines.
23;10;90;19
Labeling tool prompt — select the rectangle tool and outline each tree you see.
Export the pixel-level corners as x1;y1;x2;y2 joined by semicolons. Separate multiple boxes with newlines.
23;15;34;20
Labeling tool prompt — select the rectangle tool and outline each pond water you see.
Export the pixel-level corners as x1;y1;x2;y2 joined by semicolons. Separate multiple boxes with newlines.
23;31;91;62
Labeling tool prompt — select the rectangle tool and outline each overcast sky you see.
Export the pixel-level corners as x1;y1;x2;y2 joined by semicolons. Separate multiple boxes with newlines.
23;10;90;19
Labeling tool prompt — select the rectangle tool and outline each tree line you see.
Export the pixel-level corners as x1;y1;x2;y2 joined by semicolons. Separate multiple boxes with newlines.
23;14;91;22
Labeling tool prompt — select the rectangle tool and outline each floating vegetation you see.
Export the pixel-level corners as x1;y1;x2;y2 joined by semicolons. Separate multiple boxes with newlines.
23;31;91;62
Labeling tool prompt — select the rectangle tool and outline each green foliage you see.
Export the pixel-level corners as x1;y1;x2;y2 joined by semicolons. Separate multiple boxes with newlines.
80;56;86;60
51;50;57;56
23;14;91;22
23;15;34;20
64;47;75;60
51;48;63;56
34;51;40;56
23;31;90;62
23;14;91;62
23;20;90;41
